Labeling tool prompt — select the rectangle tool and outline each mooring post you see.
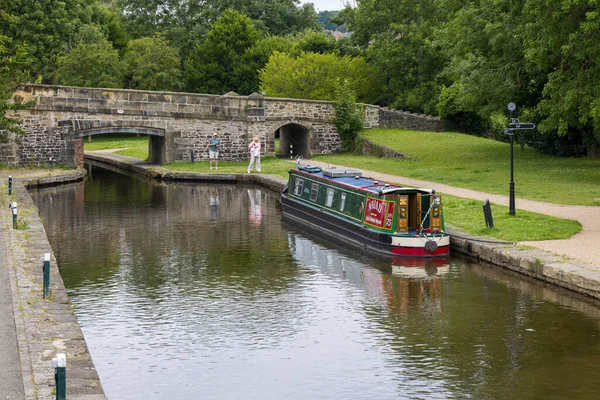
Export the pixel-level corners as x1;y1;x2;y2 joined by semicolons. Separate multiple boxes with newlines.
483;199;494;228
52;353;66;400
43;253;51;299
11;201;17;229
190;149;195;163
8;175;12;195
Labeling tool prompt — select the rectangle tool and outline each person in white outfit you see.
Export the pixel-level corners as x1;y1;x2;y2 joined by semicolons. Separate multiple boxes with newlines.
247;136;261;173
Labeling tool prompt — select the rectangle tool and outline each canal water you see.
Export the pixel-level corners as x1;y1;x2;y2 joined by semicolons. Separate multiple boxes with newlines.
31;163;600;399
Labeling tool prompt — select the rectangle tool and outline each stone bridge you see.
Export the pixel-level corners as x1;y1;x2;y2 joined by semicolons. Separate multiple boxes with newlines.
3;84;443;168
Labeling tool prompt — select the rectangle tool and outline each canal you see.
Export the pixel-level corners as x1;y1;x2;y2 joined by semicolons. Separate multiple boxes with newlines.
31;163;600;399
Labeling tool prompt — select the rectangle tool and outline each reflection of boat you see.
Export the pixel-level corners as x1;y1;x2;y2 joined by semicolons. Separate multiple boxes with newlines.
281;163;450;258
287;232;447;313
392;265;449;280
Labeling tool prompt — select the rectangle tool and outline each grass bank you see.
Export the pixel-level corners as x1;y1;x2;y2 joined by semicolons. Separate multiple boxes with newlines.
315;129;600;206
83;132;583;241
84;133;149;159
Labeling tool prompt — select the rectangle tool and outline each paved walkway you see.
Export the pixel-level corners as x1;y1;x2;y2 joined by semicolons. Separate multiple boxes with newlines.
303;160;600;269
0;228;25;399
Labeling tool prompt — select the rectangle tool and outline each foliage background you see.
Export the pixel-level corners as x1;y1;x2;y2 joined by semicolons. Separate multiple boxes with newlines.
1;0;599;156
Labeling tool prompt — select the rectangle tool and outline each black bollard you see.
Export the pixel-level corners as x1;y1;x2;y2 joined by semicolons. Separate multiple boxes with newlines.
190;150;195;163
8;175;12;195
483;199;494;228
43;253;50;298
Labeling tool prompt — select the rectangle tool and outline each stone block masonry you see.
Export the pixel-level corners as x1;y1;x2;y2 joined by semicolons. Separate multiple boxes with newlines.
4;84;445;167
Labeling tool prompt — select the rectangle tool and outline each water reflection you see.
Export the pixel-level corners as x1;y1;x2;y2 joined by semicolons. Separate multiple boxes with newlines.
28;163;600;400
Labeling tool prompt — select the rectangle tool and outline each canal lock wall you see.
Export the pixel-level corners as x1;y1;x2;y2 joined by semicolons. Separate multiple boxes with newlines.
1;171;106;399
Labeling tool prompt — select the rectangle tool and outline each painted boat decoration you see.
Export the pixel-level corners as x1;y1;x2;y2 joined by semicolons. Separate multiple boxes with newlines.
281;163;450;258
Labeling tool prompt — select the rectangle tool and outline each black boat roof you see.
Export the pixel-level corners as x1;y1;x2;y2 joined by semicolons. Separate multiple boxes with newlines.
292;164;435;196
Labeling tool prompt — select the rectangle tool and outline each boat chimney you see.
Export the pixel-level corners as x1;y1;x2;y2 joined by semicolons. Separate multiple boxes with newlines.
374;181;379;184
355;176;360;179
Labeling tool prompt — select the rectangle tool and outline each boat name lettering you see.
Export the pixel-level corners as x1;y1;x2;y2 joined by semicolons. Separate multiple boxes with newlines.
363;198;387;228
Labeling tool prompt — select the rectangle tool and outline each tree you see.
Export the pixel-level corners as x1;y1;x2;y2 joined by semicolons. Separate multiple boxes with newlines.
0;2;34;135
54;38;125;88
200;0;320;36
123;36;182;91
333;79;363;152
231;36;294;95
337;0;447;114
184;9;261;94
259;51;381;103
289;29;338;56
522;0;600;155
6;0;92;82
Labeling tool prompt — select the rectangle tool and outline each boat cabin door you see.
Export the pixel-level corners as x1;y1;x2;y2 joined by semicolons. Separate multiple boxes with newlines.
396;194;421;233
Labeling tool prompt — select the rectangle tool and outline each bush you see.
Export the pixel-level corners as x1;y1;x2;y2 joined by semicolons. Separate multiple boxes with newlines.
333;79;363;152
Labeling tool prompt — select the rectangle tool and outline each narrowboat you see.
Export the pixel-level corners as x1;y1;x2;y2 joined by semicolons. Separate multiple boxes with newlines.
280;163;450;258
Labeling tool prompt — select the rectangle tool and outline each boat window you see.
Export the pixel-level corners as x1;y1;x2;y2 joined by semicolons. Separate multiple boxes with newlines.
325;188;334;207
294;179;304;196
310;183;319;201
339;193;346;211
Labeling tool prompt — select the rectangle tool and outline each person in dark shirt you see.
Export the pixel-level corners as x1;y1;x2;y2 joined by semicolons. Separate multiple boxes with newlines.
208;133;221;170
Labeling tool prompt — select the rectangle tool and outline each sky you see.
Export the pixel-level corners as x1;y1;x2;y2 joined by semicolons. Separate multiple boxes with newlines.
301;0;348;11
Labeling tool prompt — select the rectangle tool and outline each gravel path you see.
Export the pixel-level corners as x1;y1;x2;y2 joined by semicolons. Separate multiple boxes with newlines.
303;160;600;269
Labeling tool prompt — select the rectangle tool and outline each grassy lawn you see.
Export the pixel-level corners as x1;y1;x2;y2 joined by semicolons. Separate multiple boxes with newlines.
313;129;600;206
161;157;293;178
84;133;149;159
83;131;584;241
443;195;580;241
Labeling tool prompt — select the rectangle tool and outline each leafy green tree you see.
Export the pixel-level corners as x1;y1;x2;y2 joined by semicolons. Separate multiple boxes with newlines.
333;79;364;152
337;0;447;114
200;0;320;36
0;2;34;135
184;9;261;94
232;36;294;95
522;0;600;155
259;51;381;103
318;10;344;31
54;38;125;88
289;29;338;56
6;0;93;82
88;2;131;53
123;36;182;91
434;0;537;132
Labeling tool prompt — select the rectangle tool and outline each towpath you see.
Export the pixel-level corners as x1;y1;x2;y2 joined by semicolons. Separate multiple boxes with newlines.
300;160;600;270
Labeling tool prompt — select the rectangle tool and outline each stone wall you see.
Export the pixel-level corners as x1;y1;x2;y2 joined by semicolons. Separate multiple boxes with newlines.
379;108;444;132
360;138;407;158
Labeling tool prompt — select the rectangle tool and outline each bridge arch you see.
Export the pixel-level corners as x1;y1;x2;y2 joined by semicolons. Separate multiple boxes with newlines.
73;127;165;138
267;120;314;159
63;120;168;165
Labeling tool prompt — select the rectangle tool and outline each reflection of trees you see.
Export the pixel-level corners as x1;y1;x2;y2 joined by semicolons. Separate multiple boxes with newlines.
286;231;600;399
31;164;299;297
